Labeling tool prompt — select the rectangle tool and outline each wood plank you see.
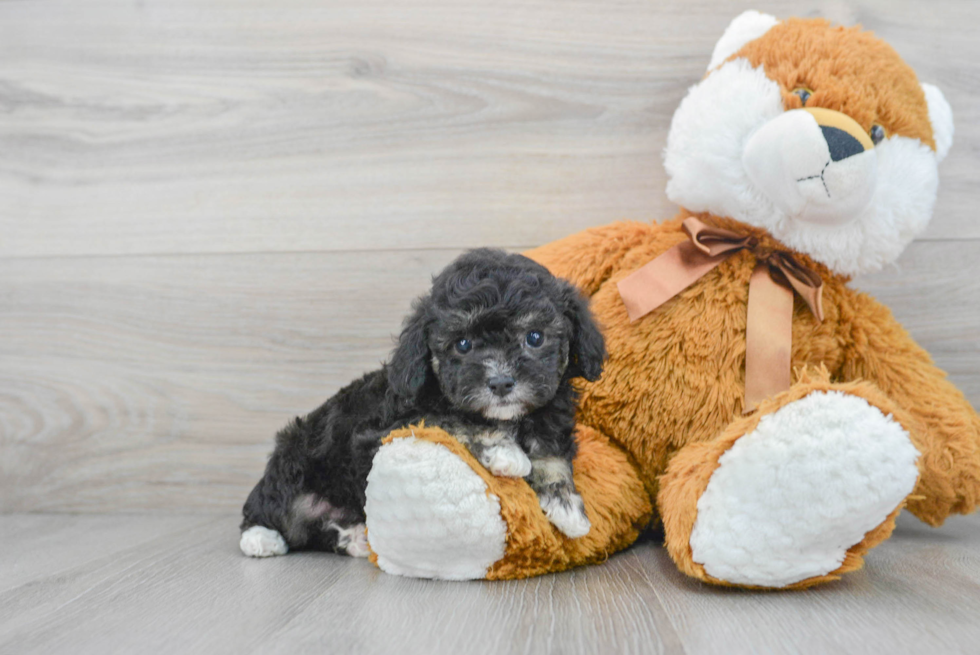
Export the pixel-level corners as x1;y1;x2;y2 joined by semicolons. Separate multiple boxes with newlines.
0;249;464;513
1;0;976;260
0;514;213;594
256;545;684;655
645;512;980;654
0;514;682;655
1;513;979;654
0;516;376;655
1;241;977;513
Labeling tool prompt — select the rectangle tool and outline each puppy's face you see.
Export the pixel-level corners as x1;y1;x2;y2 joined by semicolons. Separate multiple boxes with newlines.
389;249;606;420
429;300;567;420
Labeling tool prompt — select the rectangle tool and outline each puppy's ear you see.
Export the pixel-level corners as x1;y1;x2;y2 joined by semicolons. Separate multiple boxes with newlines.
561;284;606;382
388;298;432;398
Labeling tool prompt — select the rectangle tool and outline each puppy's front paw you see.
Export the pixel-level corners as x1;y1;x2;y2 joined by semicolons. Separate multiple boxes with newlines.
240;525;289;557
480;442;532;478
540;492;591;539
335;523;370;558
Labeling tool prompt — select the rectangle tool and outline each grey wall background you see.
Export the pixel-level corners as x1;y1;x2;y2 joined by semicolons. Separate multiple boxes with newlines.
2;0;977;513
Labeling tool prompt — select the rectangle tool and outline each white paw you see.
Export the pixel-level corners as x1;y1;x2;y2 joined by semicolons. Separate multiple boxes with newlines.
335;523;370;558
540;493;591;539
690;391;920;587
240;525;289;557
481;442;532;478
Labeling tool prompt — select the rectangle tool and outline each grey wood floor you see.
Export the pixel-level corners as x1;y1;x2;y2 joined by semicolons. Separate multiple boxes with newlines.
2;512;979;655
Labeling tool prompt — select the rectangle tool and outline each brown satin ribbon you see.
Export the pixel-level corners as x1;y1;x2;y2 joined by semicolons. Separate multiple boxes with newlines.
617;217;824;412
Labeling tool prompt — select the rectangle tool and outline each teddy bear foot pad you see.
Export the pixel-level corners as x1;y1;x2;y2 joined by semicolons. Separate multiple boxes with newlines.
690;391;920;587
365;436;508;580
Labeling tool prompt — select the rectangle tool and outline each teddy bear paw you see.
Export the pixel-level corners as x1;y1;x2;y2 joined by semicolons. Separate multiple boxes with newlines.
364;436;508;579
689;391;919;587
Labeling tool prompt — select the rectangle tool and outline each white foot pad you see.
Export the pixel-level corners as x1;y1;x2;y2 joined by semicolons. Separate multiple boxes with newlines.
240;525;289;558
540;493;591;539
365;437;508;580
481;442;533;478
690;391;919;587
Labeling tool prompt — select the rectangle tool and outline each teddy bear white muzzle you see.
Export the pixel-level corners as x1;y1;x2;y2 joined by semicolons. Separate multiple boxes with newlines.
742;107;877;227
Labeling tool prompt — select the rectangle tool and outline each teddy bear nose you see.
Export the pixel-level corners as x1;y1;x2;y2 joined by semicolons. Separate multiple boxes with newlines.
803;106;873;161
820;125;866;162
742;106;877;227
487;375;516;397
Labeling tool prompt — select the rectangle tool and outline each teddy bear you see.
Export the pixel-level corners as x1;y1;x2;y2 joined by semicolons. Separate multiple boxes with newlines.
360;11;979;589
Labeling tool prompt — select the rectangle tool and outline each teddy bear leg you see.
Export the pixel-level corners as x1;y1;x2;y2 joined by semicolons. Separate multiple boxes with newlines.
364;424;652;580
658;375;921;589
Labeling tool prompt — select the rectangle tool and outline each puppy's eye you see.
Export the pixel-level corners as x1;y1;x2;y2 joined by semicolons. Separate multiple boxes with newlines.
793;87;812;105
870;124;886;145
454;338;472;354
525;330;544;348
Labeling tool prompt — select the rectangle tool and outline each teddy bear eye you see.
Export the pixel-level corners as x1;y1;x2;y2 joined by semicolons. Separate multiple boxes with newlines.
454;338;472;354
870;124;886;145
525;330;544;348
793;88;812;105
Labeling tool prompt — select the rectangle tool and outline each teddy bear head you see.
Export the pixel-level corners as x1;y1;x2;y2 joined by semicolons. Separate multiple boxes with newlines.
663;11;954;277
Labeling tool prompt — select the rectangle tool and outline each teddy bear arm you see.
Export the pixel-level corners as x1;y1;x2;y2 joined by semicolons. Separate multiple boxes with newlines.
840;294;980;525
524;221;657;296
364;423;653;580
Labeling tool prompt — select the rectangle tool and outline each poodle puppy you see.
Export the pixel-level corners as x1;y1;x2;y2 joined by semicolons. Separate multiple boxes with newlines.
240;248;606;558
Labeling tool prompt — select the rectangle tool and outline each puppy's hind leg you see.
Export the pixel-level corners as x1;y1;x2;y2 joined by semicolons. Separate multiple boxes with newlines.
240;525;289;558
240;475;292;557
292;494;370;558
528;456;591;539
240;420;308;558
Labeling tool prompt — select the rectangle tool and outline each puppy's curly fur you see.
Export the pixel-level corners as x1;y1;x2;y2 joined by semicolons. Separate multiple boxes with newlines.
240;249;606;557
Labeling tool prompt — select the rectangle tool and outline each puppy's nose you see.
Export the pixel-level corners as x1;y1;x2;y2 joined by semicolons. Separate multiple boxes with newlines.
487;375;516;397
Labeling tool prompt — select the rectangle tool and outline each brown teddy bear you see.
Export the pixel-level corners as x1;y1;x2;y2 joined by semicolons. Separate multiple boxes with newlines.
362;11;978;588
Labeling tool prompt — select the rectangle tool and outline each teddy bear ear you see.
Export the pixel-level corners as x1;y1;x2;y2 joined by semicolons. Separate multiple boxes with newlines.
921;83;954;163
707;10;779;71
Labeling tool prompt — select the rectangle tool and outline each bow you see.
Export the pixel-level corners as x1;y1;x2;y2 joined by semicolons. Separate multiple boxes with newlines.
617;217;824;411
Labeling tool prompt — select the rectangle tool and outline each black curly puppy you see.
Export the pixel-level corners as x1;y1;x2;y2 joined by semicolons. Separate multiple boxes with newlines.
240;248;606;558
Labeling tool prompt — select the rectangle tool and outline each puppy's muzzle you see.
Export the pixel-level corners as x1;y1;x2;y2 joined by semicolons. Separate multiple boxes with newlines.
487;375;516;398
742;107;876;227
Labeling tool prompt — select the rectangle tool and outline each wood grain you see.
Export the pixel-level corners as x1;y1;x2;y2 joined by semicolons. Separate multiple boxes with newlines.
1;512;979;655
0;0;977;514
2;3;979;650
0;0;977;260
0;249;462;512
0;514;213;594
1;241;977;513
644;513;980;654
